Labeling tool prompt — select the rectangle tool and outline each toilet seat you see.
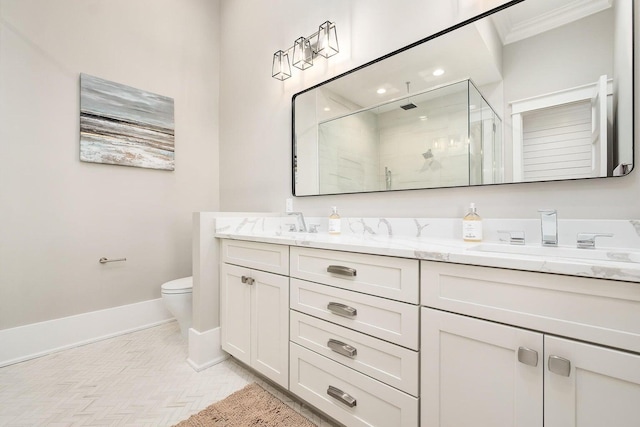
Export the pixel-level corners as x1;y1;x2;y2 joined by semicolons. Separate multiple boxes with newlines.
161;276;193;294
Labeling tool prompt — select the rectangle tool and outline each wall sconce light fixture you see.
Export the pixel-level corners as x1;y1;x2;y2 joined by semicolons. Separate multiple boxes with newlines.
272;21;339;81
272;50;291;81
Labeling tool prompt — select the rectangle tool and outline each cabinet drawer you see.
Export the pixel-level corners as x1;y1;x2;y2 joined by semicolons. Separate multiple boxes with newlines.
290;247;419;303
291;278;419;350
221;239;289;275
421;260;640;353
290;311;419;396
290;343;419;427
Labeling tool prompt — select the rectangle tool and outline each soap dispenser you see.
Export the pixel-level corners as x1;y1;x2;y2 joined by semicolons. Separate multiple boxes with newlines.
462;203;483;242
328;206;341;235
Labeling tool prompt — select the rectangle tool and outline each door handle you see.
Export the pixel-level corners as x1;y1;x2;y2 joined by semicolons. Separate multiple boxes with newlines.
548;355;571;377
327;385;357;407
517;347;538;367
241;275;254;285
327;265;357;277
327;302;357;318
328;339;358;358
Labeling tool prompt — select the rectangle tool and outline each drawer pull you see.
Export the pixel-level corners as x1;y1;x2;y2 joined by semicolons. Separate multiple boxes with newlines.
327;385;357;408
328;339;358;358
517;347;538;367
327;265;357;277
327;302;357;318
548;355;571;377
241;276;254;285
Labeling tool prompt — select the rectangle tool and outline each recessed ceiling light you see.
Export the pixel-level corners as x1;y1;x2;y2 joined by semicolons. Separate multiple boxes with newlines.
433;69;445;76
323;107;331;111
419;115;428;121
376;88;387;94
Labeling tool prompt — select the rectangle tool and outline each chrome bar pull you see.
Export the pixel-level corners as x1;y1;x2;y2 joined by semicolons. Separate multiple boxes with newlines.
327;385;357;408
99;257;127;264
548;355;571;377
328;339;357;358
327;265;357;277
327;302;357;318
241;276;255;285
517;347;538;367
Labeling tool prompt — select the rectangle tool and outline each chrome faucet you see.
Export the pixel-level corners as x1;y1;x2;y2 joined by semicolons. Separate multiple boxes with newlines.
538;209;558;247
287;212;307;233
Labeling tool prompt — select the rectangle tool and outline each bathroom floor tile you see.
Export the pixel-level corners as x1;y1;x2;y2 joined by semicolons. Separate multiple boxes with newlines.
0;321;339;427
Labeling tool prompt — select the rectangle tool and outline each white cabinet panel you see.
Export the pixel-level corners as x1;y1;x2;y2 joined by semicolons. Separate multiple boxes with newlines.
222;239;289;275
290;246;419;303
220;263;251;365
290;311;419;396
421;260;640;353
545;335;640;427
290;343;418;427
291;278;419;350
421;308;543;427
251;269;289;387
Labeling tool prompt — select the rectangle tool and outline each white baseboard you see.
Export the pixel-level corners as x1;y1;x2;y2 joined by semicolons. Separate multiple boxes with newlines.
0;299;173;368
187;327;227;371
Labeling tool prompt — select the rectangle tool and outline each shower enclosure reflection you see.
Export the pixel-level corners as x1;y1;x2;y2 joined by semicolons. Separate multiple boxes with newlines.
313;80;502;194
292;0;633;196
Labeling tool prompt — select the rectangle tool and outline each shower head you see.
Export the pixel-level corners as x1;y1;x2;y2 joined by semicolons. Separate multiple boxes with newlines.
400;103;417;110
400;81;417;110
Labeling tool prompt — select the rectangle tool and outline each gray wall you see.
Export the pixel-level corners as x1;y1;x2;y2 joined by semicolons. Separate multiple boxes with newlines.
0;0;220;329
219;0;639;220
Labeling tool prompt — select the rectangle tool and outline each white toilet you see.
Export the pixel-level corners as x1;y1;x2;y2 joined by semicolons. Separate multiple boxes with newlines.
161;276;193;338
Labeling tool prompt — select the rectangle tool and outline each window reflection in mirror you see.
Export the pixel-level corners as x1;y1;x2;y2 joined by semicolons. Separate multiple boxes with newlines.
292;0;633;196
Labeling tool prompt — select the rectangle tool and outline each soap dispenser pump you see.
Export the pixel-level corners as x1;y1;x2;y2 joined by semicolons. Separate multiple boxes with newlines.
462;203;483;242
328;206;341;235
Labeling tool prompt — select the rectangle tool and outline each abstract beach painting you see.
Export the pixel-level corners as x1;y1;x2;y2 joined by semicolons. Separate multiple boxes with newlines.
80;74;175;170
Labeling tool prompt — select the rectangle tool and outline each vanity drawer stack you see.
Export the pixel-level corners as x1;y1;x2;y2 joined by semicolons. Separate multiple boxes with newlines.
289;247;420;427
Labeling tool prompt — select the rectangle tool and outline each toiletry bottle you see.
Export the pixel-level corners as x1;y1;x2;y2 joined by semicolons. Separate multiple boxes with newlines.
462;203;483;242
328;206;341;235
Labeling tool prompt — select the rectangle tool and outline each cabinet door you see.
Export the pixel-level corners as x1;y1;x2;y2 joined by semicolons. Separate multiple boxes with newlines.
545;336;640;427
251;269;289;388
220;263;251;365
421;308;543;427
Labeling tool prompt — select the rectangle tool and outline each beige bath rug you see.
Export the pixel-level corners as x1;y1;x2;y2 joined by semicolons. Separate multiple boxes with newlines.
173;382;317;427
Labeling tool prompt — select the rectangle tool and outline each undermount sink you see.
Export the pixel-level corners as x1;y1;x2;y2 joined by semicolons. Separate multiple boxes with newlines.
468;243;640;264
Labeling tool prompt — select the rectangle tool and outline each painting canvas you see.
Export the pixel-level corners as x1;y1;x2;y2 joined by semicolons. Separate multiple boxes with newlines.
80;74;175;170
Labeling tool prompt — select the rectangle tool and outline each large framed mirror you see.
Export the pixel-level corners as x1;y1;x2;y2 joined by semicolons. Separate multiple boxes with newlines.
292;0;634;196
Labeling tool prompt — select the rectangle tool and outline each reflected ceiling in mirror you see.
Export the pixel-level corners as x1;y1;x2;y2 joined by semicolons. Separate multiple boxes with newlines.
292;0;634;196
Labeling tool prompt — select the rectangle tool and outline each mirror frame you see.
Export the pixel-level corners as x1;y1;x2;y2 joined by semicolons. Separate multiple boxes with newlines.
291;0;634;197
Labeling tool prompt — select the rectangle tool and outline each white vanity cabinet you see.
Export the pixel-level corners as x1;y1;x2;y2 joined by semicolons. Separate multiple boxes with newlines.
289;247;420;427
220;240;289;388
421;260;640;427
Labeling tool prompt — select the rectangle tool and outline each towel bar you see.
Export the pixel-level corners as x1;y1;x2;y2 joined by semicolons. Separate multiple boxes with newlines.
99;257;127;264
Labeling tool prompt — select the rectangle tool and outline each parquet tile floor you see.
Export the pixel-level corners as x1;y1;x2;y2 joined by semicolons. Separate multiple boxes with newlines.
0;321;338;426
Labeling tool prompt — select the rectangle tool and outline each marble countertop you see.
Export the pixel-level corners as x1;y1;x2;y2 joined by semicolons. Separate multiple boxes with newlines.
215;225;640;284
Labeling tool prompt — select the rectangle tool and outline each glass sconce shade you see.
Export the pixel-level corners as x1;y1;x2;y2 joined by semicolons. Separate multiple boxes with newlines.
272;50;292;80
293;37;313;70
316;21;339;59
